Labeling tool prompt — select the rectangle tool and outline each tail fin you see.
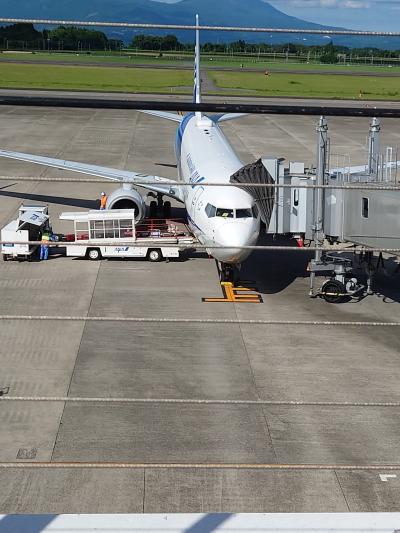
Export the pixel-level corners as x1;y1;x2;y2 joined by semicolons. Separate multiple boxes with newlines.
194;14;202;120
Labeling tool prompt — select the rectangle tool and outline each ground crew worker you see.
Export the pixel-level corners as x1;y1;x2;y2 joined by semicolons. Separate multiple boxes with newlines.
100;191;107;210
40;229;50;261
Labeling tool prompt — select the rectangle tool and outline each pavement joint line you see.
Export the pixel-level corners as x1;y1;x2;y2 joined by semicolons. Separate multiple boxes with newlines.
2;397;400;406
1;462;400;470
0;316;399;326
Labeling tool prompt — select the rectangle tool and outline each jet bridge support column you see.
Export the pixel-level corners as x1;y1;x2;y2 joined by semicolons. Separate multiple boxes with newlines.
368;117;380;177
308;117;364;302
309;116;328;296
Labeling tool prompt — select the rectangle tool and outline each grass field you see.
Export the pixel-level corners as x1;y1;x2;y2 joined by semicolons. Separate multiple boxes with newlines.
209;71;400;100
0;62;192;92
0;60;399;100
0;52;172;65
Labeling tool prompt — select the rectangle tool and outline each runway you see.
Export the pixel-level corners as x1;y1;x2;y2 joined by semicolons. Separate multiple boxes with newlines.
0;99;400;513
1;58;400;76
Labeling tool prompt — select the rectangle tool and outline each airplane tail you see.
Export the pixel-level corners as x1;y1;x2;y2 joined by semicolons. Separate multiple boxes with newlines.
140;17;246;126
194;14;202;120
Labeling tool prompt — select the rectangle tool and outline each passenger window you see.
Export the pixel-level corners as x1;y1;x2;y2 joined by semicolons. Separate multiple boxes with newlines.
236;208;253;218
114;220;121;239
104;220;117;239
91;220;105;239
76;221;89;241
120;219;133;238
216;208;234;218
205;203;216;218
362;197;369;219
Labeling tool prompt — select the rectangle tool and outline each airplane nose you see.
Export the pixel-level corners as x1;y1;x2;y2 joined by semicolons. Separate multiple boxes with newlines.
213;222;258;263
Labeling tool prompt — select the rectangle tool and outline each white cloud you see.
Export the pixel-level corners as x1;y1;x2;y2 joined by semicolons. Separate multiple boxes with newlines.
280;0;371;6
342;0;370;7
286;0;335;7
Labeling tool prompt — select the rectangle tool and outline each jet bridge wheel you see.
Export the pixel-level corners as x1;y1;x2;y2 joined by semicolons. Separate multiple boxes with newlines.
321;279;346;304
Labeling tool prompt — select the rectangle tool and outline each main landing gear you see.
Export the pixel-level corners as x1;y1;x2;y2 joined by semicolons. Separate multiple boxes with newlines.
148;193;171;219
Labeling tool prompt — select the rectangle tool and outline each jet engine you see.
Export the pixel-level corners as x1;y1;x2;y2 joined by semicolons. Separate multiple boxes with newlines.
106;184;146;222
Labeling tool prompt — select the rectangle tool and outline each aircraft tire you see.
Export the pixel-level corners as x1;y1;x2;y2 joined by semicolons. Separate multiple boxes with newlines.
149;201;158;218
163;201;171;218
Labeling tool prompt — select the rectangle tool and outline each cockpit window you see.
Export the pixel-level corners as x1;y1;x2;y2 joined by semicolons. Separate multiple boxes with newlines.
205;203;216;218
208;206;257;219
236;208;253;218
216;208;234;218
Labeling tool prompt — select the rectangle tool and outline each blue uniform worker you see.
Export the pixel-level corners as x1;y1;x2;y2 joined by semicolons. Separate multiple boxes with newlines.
40;231;50;261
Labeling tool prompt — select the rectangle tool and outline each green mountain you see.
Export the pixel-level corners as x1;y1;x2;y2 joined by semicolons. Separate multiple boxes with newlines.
0;0;397;48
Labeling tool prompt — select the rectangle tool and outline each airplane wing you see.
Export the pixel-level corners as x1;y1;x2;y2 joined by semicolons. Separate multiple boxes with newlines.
140;110;183;123
0;149;184;202
210;113;248;123
140;111;248;124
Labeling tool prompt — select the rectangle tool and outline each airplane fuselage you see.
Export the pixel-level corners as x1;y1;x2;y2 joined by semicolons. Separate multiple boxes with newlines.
175;114;260;264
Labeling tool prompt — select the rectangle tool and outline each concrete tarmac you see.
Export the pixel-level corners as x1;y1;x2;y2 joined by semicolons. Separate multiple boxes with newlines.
0;103;400;513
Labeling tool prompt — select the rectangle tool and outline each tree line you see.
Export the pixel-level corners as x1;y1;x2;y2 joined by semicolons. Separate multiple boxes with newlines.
0;23;123;51
131;34;400;63
1;24;399;62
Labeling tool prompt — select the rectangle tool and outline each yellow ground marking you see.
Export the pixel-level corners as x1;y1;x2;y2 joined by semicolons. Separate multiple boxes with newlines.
203;282;263;303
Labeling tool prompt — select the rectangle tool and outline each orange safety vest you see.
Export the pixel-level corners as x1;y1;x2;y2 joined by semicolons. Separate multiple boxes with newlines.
100;195;107;209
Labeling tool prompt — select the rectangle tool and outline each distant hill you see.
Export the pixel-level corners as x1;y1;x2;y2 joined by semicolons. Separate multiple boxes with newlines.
0;0;398;49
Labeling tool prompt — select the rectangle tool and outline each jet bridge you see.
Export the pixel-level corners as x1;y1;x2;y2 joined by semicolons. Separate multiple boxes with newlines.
232;117;400;302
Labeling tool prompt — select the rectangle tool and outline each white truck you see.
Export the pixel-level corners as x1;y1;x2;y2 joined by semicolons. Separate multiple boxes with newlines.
1;204;49;261
60;209;195;261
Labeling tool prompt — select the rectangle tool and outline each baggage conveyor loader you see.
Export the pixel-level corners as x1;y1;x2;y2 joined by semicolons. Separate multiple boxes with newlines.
1;204;49;261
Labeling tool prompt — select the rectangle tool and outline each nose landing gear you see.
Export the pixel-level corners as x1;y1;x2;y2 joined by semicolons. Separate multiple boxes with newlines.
219;262;236;283
202;261;263;303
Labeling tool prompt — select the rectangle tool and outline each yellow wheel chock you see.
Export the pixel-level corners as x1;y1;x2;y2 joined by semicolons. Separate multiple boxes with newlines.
203;282;263;303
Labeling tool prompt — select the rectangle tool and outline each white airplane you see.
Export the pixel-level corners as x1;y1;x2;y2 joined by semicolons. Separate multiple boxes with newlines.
0;16;260;280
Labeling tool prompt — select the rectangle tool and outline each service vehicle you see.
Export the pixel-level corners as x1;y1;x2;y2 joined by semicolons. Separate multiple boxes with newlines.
60;209;195;261
1;204;49;261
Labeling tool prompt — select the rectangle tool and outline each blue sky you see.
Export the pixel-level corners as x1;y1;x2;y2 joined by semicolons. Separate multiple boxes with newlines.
267;0;400;32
